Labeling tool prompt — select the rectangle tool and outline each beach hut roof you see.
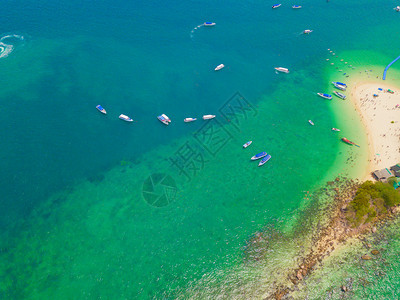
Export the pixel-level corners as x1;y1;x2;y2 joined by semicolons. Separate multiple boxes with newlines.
390;164;400;171
373;168;393;182
390;164;400;176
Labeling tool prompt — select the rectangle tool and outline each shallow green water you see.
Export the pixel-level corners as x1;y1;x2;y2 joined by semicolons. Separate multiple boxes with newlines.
2;0;400;298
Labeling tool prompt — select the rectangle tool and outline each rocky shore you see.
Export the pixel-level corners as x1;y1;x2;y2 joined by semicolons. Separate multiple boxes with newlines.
266;178;400;300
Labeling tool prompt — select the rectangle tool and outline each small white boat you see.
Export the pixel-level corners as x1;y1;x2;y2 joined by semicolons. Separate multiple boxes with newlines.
96;105;107;114
203;115;216;120
251;152;267;160
308;120;314;126
119;114;133;122
333;81;347;88
333;83;346;91
292;5;302;9
333;91;346;100
272;4;281;8
157;114;171;125
317;93;332;100
332;128;340;132
215;64;225;71
303;29;313;34
184;117;197;122
394;6;400;11
258;154;272;166
274;67;289;73
204;22;216;26
243;141;252;148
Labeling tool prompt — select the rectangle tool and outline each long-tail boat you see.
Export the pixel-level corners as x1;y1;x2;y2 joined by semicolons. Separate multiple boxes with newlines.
341;138;360;147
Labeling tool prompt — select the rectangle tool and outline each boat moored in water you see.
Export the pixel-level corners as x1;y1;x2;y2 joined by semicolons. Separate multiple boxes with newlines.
334;81;347;87
341;137;360;147
119;114;133;122
96;105;107;114
204;22;216;26
215;64;225;71
203;114;216;120
274;67;289;73
308;120;314;126
394;6;400;11
333;82;346;91
303;29;313;34
243;141;252;148
157;114;171;125
341;138;353;145
184;117;197;122
318;93;332;100
272;4;281;8
332;128;340;132
251;152;267;160
258;154;272;166
333;91;346;99
292;5;302;8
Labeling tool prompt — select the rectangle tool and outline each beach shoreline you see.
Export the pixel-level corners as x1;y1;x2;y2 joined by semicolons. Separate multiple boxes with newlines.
347;79;400;180
268;72;400;299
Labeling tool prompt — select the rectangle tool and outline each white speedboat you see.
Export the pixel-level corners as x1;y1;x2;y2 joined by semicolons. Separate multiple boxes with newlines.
157;114;171;125
96;105;107;114
272;4;281;8
119;114;133;122
303;29;313;34
333;91;346;100
332;128;340;132
203;115;216;120
332;81;347;88
215;64;225;71
292;5;302;9
204;22;216;26
308;120;314;126
317;93;332;100
258;154;272;166
243;141;252;148
251;152;267;160
274;67;289;73
332;82;346;91
394;6;400;11
184;117;197;122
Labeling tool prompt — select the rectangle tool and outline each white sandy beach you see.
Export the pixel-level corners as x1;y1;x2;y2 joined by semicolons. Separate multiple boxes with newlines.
350;82;400;180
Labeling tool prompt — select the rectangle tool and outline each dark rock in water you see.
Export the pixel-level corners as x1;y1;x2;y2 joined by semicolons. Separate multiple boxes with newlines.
362;255;372;260
335;177;340;182
371;250;380;255
341;285;348;292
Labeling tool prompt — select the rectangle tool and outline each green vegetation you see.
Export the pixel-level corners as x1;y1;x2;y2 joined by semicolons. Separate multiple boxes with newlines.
347;180;400;227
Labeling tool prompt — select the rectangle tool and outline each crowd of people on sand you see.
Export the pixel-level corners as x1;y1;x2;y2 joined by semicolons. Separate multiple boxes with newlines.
353;83;400;175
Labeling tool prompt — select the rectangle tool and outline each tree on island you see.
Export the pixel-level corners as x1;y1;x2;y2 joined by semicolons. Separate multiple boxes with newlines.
347;180;400;227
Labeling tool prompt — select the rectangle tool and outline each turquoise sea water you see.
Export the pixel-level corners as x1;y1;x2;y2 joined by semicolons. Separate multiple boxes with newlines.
1;0;400;298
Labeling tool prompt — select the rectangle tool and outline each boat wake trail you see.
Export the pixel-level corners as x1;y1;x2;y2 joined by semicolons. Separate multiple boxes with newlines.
0;34;24;59
190;24;205;39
